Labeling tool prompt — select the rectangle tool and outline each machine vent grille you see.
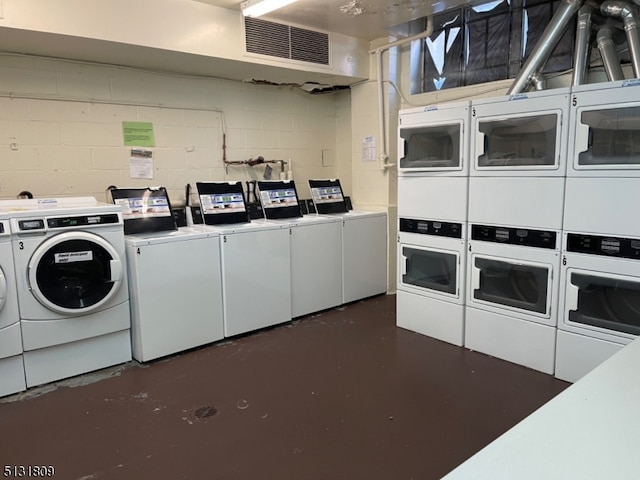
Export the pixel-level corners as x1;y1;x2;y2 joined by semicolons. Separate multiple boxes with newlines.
245;17;330;65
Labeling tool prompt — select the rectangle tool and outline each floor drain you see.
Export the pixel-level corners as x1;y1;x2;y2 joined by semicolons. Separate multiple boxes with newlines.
194;406;218;419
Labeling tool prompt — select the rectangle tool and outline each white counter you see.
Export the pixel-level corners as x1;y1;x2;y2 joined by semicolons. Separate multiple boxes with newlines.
442;335;640;479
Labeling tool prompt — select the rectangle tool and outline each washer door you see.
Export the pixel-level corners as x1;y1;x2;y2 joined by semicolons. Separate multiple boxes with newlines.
28;231;123;315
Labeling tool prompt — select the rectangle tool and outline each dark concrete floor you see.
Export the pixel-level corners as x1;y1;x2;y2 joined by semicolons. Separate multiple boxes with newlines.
0;294;569;480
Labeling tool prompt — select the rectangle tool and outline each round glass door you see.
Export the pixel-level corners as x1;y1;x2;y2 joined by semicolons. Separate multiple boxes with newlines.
28;232;123;315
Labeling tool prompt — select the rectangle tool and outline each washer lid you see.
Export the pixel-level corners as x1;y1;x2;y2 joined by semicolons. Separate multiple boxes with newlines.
28;231;123;315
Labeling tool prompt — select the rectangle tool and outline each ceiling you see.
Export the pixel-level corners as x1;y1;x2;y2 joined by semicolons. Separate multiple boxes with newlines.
192;0;463;40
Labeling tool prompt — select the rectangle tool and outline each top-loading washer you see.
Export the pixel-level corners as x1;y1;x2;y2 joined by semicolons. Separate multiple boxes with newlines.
468;89;570;231
195;181;292;337
309;179;387;304
564;79;640;238
255;180;343;318
0;212;25;397
5;197;131;387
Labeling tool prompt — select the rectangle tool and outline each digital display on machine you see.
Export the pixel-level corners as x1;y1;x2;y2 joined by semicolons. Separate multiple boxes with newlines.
0;224;4;234
47;215;120;229
257;181;302;220
18;219;45;231
199;193;247;214
399;218;462;239
196;182;250;225
471;224;557;249
308;179;348;215
567;233;640;260
110;187;177;234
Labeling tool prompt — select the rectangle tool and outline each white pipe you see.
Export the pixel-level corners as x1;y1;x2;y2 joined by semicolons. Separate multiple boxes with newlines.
370;20;433;172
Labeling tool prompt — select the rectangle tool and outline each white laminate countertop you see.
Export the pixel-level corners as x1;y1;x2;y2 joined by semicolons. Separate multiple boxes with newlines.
442;336;640;480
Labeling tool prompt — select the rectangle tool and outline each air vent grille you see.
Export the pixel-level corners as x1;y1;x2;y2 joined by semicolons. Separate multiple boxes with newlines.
245;17;329;66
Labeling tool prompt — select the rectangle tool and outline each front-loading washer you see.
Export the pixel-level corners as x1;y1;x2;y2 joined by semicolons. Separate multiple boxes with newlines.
555;231;640;383
125;227;224;362
0;213;26;397
7;199;131;387
397;217;466;346
465;223;560;374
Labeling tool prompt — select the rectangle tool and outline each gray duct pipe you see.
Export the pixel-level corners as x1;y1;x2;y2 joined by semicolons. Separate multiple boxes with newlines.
507;0;584;94
572;5;594;86
597;22;626;80
601;0;640;77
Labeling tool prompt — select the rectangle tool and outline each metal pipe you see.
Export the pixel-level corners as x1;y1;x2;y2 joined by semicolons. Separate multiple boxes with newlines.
572;5;594;86
597;22;626;80
531;70;548;90
507;0;584;94
601;0;640;77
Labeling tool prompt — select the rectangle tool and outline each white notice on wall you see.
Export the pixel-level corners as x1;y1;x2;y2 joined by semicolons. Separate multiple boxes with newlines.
362;135;376;162
130;148;154;180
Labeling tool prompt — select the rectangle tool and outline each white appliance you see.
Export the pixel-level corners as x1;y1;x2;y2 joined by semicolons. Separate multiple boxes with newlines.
564;80;640;238
468;89;570;231
0;214;26;397
125;228;224;362
397;218;466;346
465;224;560;374
202;222;292;337
7;199;131;387
398;101;470;228
287;215;343;318
398;101;471;176
555;232;640;383
339;211;387;304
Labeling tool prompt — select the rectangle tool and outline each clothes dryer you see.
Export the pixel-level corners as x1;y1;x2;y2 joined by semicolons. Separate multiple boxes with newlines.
0;213;25;397
7;199;131;387
465;224;560;374
397;218;466;346
565;80;640;237
468;89;570;231
125;228;223;362
555;232;640;383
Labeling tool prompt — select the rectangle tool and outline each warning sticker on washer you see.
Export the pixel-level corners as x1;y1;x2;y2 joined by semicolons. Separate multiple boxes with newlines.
55;251;94;263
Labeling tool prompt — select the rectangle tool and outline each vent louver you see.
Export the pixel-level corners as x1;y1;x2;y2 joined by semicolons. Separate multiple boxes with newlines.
245;17;330;66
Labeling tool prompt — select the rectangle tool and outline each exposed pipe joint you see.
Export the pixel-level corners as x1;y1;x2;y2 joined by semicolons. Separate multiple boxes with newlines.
601;0;640;77
597;22;626;80
507;0;585;94
531;70;548;90
572;5;594;86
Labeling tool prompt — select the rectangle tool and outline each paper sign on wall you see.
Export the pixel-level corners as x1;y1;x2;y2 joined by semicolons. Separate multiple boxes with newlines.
130;148;154;180
122;121;155;147
362;135;377;162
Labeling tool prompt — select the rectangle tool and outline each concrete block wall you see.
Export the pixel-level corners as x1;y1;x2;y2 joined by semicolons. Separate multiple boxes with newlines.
0;55;348;204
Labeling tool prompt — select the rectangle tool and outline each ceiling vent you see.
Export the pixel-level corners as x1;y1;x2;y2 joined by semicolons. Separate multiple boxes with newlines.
244;17;330;66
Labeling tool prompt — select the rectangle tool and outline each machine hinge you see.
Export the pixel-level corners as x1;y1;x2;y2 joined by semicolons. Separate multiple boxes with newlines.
137;247;140;255
223;235;227;243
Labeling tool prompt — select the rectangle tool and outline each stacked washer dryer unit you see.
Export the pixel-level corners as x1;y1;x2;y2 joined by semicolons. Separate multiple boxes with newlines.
465;89;570;374
6;197;131;387
396;101;470;346
0;212;25;396
556;80;640;382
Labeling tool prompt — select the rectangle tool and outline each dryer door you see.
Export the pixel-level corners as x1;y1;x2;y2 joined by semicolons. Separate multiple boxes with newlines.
28;231;123;315
0;265;6;313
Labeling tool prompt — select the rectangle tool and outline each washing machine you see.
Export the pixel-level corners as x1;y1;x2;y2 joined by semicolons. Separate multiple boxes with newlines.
0;213;26;397
254;180;343;319
125;227;223;362
465;223;560;374
397;218;466;346
195;181;292;337
468;89;570;231
564;79;640;237
7;198;131;387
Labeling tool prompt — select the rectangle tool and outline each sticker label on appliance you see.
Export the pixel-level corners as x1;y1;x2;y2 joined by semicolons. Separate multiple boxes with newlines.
199;193;246;214
55;251;94;263
114;196;171;219
310;186;344;204
260;189;298;209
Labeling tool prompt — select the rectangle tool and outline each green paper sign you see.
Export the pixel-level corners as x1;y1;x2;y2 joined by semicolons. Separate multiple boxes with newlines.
122;121;155;147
